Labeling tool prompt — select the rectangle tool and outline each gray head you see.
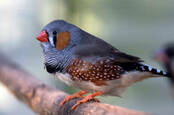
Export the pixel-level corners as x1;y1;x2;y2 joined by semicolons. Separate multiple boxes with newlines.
37;20;82;49
36;20;83;73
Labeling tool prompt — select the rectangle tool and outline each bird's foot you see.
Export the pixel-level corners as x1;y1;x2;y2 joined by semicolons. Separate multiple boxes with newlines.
60;91;87;107
71;91;103;110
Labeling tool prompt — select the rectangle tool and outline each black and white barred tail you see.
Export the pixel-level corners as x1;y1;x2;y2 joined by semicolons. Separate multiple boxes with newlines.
137;64;169;77
118;62;169;77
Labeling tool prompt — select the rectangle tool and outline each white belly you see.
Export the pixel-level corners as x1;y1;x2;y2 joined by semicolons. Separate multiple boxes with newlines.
55;71;154;96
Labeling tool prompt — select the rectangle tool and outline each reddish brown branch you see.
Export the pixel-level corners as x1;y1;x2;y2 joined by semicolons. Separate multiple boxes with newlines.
0;54;150;115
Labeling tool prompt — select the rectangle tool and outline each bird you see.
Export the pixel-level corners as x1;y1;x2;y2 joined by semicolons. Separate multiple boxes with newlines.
154;43;174;86
36;20;169;110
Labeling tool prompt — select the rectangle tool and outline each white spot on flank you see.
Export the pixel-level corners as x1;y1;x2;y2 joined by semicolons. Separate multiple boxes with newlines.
79;60;82;63
106;59;110;62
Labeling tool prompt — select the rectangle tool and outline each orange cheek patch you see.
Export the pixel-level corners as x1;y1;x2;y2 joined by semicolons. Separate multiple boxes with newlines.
56;31;70;50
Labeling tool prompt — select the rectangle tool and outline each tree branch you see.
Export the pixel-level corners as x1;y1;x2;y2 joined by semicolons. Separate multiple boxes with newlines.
0;54;150;115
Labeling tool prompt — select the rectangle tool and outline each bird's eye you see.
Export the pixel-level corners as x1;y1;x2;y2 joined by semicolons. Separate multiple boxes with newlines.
53;31;57;35
36;30;49;42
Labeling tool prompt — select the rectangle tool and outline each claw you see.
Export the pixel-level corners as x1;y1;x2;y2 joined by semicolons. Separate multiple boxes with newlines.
71;91;103;110
60;91;87;107
92;98;100;102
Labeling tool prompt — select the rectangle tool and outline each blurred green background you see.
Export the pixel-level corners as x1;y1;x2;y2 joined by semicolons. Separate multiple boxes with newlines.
0;0;174;115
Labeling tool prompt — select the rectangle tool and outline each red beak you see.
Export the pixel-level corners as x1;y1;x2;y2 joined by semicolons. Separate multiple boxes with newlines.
36;30;48;42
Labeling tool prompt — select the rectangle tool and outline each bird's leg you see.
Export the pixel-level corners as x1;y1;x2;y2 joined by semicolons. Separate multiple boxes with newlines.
71;91;103;110
60;91;87;107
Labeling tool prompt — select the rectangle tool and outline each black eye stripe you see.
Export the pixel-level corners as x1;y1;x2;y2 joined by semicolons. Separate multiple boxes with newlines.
52;31;57;46
53;34;57;46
